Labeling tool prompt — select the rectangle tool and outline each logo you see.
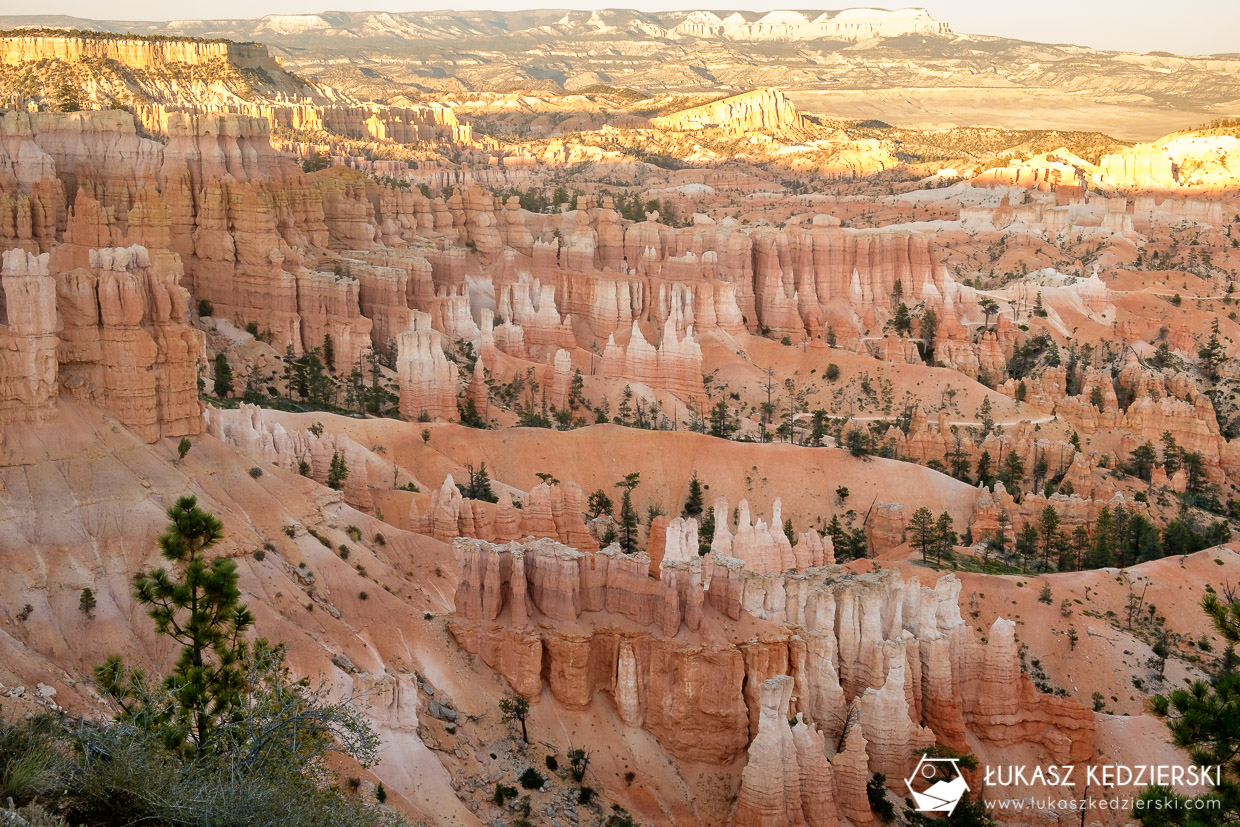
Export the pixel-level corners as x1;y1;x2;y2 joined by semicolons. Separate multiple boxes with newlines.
906;756;970;815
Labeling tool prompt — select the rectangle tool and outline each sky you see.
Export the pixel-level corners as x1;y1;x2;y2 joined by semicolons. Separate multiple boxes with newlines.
5;0;1239;56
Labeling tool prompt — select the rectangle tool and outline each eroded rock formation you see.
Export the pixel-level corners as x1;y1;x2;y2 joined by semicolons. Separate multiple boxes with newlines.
450;537;1096;798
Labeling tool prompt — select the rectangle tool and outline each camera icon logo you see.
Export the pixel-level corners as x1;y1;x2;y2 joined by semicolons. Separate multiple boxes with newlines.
906;755;970;815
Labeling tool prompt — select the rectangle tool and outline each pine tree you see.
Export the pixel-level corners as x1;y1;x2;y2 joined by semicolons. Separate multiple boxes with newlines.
617;385;634;425
1161;431;1181;474
499;695;530;743
890;302;913;335
979;297;999;328
347;359;365;413
683;472;704;517
1083;506;1116;569
846;528;868;560
1199;318;1224;382
919;307;938;364
327;450;348;491
322;334;335;372
908;507;936;562
1037;505;1060;569
1130;442;1157;481
709;399;733;439
587;488;613;518
826;515;848;559
53;80;83;112
934;511;956;566
999;451;1025;493
1067;525;1090;571
241;365;265;404
1128;513;1163;564
1141;592;1240;825
99;496;255;753
1016;523;1039;571
283;344;297;399
949;438;971;481
1033;291;1047;317
615;473;641;554
303;350;331;406
975;451;994;487
463;462;498;503
698;509;715;556
458;397;487;428
213;352;234;398
79;587;96;616
569;369;586;411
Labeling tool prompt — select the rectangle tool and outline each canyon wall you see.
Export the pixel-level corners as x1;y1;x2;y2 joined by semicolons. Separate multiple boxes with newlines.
0;33;278;71
0;244;203;441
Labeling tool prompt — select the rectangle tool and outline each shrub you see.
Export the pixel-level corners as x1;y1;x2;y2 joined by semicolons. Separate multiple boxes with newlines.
0;714;65;806
198;299;214;317
493;782;518;805
248;466;263;479
544;755;558;772
79;588;96;616
577;786;595;805
568;748;590;782
866;773;895;822
518;767;545;790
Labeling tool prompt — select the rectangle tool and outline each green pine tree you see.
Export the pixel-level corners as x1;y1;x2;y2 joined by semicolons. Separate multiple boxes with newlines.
98;496;255;753
615;473;641;554
1085;506;1117;568
213;353;234;399
934;511;956;566
327;451;349;491
683;472;705;517
1141;592;1240;824
322;333;336;372
908;507;936;562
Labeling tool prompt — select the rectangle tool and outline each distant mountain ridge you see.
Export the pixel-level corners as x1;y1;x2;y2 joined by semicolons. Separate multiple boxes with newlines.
0;8;951;44
2;7;1237;140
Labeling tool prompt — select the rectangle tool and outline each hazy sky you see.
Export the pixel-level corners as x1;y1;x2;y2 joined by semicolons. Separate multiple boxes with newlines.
11;0;1240;56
